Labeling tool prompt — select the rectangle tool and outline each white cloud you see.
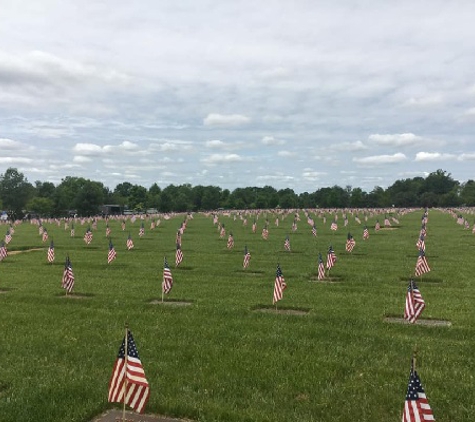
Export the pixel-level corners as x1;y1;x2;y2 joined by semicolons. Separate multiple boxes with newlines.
73;155;93;163
118;141;139;150
404;95;443;107
277;150;296;157
201;153;246;165
353;153;407;165
368;133;422;147
458;153;475;161
415;152;456;161
205;140;226;148
262;136;285;145
203;113;250;127
333;140;368;151
0;157;33;164
73;143;104;156
149;140;193;152
463;107;475;117
0;138;23;150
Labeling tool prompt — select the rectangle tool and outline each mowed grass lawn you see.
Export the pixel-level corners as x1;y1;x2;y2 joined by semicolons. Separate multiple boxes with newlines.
0;209;474;422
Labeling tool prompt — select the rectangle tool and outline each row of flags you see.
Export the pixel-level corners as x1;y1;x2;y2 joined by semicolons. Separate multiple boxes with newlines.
107;325;434;420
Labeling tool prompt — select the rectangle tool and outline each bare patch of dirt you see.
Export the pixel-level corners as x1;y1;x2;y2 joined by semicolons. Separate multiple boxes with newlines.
7;248;44;255
384;316;451;327
149;300;192;306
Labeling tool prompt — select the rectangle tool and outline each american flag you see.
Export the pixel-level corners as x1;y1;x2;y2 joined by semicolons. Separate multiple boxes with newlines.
272;263;287;304
262;227;269;240
220;224;226;238
175;243;183;267
108;329;150;414
227;233;234;249
284;236;291;251
61;256;75;293
326;245;337;270
126;233;134;250
402;358;435;421
5;229;12;244
330;220;338;231
415;249;430;276
0;240;7;261
404;279;426;323
375;220;381;231
139;222;145;237
84;228;93;245
345;233;356;252
416;234;425;251
121;220;126;231
162;257;174;294
317;253;325;280
243;246;251;269
291;220;297;232
312;225;317;237
47;240;55;263
70;223;75;237
106;224;111;237
252;220;257;233
108;239;117;264
363;226;369;240
384;216;391;227
42;229;49;242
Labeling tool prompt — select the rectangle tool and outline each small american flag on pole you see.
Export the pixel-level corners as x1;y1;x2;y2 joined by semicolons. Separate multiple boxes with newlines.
404;279;425;324
402;355;435;421
84;228;93;245
139;222;145;237
108;328;150;414
363;226;369;240
317;253;325;280
312;225;317;237
126;233;134;250
175;242;183;267
243;246;251;269
416;234;425;251
330;220;338;231
227;233;234;249
272;263;287;304
70;223;75;237
106;224;111;237
108;239;117;264
42;229;48;243
162;257;174;295
4;229;12;244
415;249;430;276
375;220;381;231
61;256;75;293
345;233;356;253
326;245;337;270
47;240;55;263
284;235;291;251
0;240;7;261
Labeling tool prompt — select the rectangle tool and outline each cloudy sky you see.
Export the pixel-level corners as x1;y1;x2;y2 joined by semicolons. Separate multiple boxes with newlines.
1;0;475;193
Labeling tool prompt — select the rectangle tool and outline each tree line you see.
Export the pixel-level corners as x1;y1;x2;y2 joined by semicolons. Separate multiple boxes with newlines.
0;167;474;218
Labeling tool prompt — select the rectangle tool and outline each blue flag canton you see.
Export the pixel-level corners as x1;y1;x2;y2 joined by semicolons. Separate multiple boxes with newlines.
117;330;141;359
405;370;425;400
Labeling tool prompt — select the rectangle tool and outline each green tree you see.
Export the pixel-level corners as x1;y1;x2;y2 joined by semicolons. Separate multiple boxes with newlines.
26;197;54;217
0;167;34;218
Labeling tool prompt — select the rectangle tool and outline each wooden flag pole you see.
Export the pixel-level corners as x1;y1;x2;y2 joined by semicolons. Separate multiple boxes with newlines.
412;346;418;373
122;323;129;422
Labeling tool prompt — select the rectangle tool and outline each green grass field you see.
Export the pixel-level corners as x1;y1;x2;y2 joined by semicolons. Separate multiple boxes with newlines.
0;208;474;421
